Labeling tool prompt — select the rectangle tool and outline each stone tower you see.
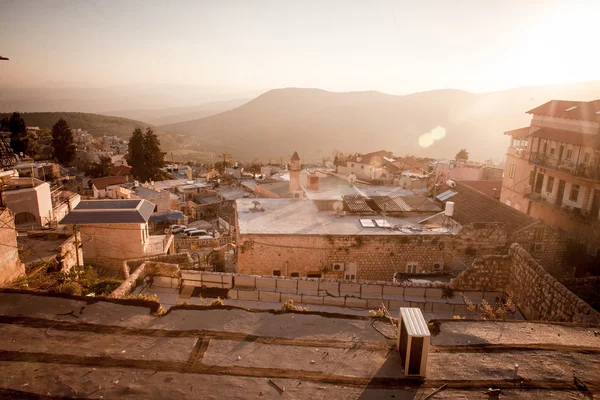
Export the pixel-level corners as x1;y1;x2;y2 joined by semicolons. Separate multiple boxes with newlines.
289;151;301;193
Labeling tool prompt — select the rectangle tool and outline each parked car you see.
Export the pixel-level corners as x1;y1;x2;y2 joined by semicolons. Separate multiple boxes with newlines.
186;230;213;238
167;224;186;234
182;227;199;235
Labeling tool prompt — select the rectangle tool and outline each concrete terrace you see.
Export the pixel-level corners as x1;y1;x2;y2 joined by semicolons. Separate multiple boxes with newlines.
0;291;598;399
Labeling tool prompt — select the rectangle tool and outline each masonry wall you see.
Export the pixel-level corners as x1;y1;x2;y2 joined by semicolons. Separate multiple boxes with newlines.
238;233;485;280
56;233;83;272
81;222;146;261
509;224;570;278
0;209;25;285
451;243;600;324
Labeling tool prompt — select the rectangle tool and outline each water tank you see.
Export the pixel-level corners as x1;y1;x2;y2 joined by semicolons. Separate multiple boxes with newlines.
444;201;455;217
445;179;456;188
397;307;430;377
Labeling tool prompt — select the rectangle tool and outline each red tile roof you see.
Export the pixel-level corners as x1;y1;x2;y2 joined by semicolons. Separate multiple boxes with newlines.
530;127;600;149
460;180;502;199
109;165;132;176
347;150;394;166
90;175;128;190
527;100;600;122
504;127;530;137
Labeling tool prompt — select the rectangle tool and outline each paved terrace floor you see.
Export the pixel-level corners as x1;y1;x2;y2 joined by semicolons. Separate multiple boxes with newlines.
0;291;598;399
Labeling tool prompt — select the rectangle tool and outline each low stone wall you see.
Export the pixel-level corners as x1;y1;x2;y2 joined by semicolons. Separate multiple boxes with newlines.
111;261;181;298
179;270;500;313
450;255;511;292
451;243;600;324
508;243;600;324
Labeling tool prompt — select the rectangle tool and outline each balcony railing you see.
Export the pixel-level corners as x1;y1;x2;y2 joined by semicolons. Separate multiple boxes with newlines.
530;152;600;182
528;191;598;222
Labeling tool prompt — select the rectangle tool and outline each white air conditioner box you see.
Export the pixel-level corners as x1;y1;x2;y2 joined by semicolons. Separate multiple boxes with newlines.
432;262;444;272
332;262;345;272
397;307;430;377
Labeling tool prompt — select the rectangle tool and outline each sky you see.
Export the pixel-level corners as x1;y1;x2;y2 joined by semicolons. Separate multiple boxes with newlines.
1;0;599;95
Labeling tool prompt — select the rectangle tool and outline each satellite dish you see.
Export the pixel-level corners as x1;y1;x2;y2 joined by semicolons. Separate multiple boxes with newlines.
333;201;344;214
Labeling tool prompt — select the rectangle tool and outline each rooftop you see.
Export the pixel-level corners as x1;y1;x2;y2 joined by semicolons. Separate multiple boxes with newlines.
0;291;597;399
346;150;394;166
2;177;46;191
460;180;502;199
437;182;538;234
530;126;600;149
527;99;600;122
90;175;128;190
236;198;457;236
59;199;156;225
109;165;132;176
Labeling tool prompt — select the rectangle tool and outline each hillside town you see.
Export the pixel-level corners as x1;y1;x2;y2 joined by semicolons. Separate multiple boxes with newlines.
1;99;599;398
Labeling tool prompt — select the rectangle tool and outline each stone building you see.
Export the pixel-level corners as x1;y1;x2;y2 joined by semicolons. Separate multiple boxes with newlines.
59;199;174;266
0;208;25;285
436;181;570;277
3;177;53;227
235;196;474;280
500;99;600;255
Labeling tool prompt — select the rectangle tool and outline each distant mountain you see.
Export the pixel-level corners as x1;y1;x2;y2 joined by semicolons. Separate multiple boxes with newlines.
102;98;249;126
0;112;211;161
159;82;600;162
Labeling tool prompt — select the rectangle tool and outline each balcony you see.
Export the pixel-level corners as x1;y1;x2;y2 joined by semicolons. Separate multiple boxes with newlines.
528;191;598;222
530;152;600;183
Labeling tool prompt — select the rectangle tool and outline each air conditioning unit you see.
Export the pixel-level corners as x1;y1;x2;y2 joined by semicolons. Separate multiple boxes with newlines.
292;191;304;199
332;262;345;272
397;307;430;377
533;242;544;252
432;262;444;272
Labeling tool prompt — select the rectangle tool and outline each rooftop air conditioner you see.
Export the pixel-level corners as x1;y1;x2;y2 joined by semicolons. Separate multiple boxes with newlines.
397;307;430;377
332;262;345;272
432;262;443;272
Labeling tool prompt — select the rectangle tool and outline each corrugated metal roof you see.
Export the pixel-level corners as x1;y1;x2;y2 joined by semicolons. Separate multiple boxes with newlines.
400;307;430;337
343;194;373;213
59;199;155;225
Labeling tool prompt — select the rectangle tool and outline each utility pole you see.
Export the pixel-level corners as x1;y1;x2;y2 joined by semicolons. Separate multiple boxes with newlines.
74;224;81;267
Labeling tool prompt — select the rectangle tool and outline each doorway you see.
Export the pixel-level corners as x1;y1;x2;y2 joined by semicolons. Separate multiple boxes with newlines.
534;173;544;194
591;189;600;219
556;180;566;207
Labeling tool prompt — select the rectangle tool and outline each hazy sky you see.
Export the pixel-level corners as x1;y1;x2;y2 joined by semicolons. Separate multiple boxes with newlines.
1;0;599;94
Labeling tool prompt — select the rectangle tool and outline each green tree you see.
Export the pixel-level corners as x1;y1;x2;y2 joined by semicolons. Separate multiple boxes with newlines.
143;128;164;181
127;127;164;182
455;148;469;162
51;118;76;165
85;156;112;178
1;112;28;155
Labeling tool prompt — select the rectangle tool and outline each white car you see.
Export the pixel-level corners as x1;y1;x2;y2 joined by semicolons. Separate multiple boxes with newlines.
187;230;213;238
168;225;186;234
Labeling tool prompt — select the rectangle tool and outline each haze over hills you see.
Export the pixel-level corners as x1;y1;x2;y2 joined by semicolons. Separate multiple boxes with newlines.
158;81;600;162
102;98;249;126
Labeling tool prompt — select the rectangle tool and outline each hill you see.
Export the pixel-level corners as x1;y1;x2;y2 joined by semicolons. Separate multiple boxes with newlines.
159;81;600;162
102;98;250;126
0;112;210;161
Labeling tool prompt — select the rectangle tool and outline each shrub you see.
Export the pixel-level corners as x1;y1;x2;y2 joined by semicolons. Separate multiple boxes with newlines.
280;299;308;312
369;308;385;318
56;281;83;296
88;279;123;295
210;297;224;306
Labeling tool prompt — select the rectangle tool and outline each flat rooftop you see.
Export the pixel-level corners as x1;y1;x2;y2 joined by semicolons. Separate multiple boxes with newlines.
236;198;458;236
0;291;597;399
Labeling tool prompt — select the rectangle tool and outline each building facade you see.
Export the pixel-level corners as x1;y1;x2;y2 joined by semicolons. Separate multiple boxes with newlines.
500;99;600;255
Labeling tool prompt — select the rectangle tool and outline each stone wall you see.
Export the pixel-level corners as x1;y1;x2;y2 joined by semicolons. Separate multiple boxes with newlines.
55;232;83;272
111;261;181;297
510;224;570;279
237;225;513;280
179;270;500;314
451;243;600;324
507;243;599;324
0;209;25;285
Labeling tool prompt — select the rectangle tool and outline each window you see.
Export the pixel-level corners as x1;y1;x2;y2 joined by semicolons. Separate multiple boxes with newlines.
361;165;364;169
509;164;516;178
351;163;354;167
290;272;299;278
406;262;418;274
566;149;573;159
529;170;535;185
272;270;281;276
550;148;556;156
584;152;591;163
533;227;545;241
546;176;554;192
569;184;580;202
